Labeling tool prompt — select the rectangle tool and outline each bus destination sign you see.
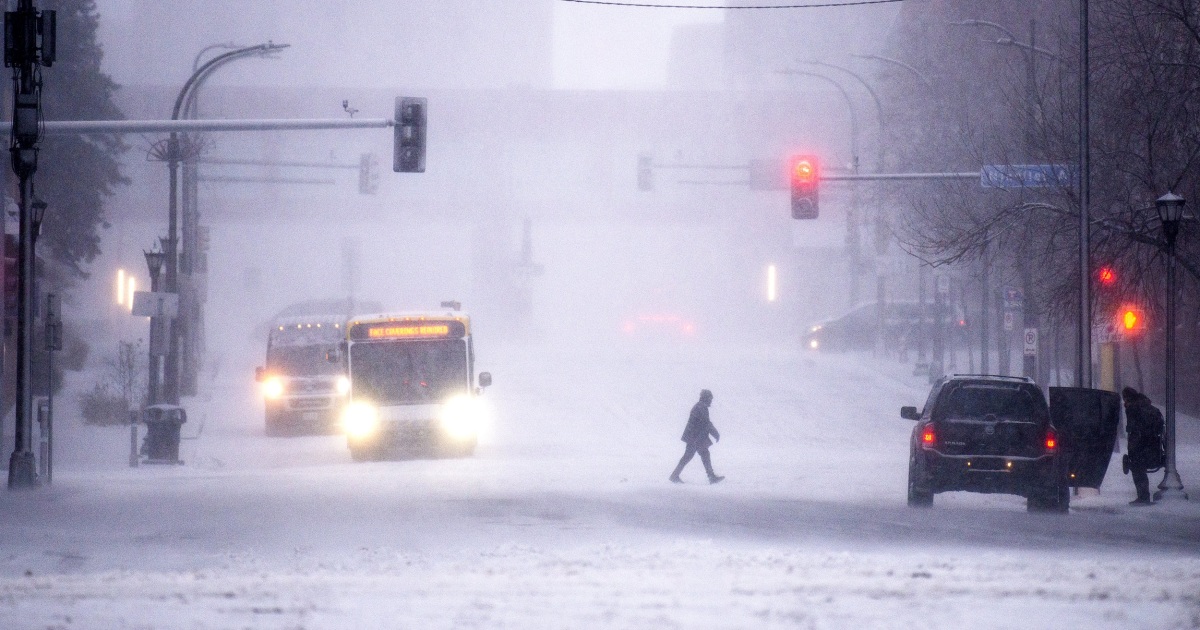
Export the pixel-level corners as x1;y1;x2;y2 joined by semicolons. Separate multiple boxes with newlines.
350;319;466;341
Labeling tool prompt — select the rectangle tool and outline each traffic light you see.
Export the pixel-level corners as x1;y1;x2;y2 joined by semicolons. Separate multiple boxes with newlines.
393;96;426;173
1097;266;1116;287
789;155;819;220
358;153;379;194
1119;305;1146;338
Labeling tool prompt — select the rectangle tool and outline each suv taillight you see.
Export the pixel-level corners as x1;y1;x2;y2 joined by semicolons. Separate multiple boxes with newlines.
1044;428;1058;453
921;425;936;448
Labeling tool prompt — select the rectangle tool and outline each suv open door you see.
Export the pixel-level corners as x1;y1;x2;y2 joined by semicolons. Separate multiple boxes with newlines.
1049;387;1121;488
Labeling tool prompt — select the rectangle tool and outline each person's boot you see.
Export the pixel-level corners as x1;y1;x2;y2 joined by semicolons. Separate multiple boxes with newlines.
669;474;683;484
1129;496;1153;506
708;474;725;484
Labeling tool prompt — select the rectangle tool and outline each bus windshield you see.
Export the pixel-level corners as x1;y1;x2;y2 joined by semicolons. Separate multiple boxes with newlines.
350;339;468;405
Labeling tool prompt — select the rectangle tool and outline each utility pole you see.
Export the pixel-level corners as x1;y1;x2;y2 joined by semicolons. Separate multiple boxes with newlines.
1077;0;1092;389
5;0;54;489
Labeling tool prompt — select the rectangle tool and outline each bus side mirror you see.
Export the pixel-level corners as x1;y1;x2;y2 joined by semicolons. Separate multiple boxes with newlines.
901;406;920;421
254;366;265;382
478;372;492;388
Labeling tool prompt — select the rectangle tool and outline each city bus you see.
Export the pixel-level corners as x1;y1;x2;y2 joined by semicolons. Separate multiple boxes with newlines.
255;315;351;436
338;307;491;461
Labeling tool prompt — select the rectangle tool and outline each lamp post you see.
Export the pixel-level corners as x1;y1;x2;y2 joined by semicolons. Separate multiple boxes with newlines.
1153;192;1187;501
776;68;864;310
852;53;938;372
143;248;166;405
160;42;287;404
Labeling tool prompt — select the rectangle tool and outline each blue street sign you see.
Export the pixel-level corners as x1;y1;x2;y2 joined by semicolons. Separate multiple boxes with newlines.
981;164;1075;189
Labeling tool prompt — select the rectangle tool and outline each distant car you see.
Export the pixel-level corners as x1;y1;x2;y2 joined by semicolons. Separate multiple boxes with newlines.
803;301;966;353
902;375;1120;512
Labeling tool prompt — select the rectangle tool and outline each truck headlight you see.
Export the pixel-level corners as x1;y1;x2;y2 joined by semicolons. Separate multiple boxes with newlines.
262;376;285;399
342;401;379;439
336;375;351;396
440;395;485;441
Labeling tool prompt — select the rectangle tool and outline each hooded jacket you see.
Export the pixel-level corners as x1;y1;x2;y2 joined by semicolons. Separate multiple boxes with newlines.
681;399;719;447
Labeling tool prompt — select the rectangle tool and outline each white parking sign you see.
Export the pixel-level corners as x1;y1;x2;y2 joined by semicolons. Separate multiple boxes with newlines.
1023;327;1038;357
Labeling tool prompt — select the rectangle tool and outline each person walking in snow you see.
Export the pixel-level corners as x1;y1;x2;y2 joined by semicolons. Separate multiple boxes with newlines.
1121;386;1165;505
669;389;724;484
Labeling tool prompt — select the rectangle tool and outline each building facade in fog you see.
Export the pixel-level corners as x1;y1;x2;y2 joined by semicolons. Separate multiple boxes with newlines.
98;0;554;90
721;0;900;90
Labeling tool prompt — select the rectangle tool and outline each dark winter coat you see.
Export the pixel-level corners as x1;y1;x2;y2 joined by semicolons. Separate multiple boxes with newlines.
681;400;720;448
1125;394;1165;470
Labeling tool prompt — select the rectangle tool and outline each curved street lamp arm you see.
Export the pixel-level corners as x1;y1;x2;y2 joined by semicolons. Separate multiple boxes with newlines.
995;38;1063;62
850;53;933;90
192;42;243;73
182;44;287;121
776;69;860;172
173;42;290;121
952;19;1017;42
805;60;886;170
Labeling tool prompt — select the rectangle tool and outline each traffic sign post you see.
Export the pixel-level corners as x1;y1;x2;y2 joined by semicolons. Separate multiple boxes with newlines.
1023;326;1038;385
1003;286;1024;310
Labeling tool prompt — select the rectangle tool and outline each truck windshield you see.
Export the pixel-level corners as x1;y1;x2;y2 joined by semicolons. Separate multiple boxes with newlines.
267;345;342;375
350;339;468;405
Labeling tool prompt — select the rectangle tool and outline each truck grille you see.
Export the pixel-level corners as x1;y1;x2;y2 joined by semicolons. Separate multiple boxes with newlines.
288;397;333;410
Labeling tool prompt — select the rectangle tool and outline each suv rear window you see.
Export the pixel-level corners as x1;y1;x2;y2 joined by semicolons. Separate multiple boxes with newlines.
939;385;1038;419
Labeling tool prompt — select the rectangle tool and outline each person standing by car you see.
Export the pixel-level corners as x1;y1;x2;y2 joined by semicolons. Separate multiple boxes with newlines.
669;389;725;484
1122;387;1166;506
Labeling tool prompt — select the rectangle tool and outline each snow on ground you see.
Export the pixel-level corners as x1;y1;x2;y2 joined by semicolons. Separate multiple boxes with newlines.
2;338;1199;629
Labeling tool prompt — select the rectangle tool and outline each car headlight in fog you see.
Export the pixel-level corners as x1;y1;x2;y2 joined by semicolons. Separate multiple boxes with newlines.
808;339;820;350
262;376;285;399
336;375;351;396
342;401;380;439
439;395;485;441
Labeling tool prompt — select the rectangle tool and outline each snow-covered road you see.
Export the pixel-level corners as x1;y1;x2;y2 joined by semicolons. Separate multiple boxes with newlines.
3;340;1198;629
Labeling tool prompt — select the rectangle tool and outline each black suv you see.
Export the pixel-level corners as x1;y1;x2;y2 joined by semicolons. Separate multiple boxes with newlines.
902;375;1121;512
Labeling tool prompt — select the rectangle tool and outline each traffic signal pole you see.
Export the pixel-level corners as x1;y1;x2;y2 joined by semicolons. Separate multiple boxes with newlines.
6;1;54;489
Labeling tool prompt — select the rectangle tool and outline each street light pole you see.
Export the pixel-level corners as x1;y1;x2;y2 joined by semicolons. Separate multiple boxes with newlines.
803;60;892;356
853;53;938;371
143;248;166;405
161;42;288;404
6;0;54;489
1078;0;1092;390
777;68;863;309
1153;192;1187;501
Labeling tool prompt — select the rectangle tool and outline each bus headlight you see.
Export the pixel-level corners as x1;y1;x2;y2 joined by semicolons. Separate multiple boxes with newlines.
342;401;380;439
440;395;485;441
335;375;351;396
262;376;285;399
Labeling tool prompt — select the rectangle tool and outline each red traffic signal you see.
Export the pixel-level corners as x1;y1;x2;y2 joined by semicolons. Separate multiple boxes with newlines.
1119;305;1146;337
789;155;819;220
1097;266;1116;286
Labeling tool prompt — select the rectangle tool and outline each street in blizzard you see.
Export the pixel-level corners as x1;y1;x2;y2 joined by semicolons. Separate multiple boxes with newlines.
2;1;1199;629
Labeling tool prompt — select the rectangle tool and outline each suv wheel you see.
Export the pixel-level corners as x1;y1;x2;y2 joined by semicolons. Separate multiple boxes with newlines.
907;456;933;507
